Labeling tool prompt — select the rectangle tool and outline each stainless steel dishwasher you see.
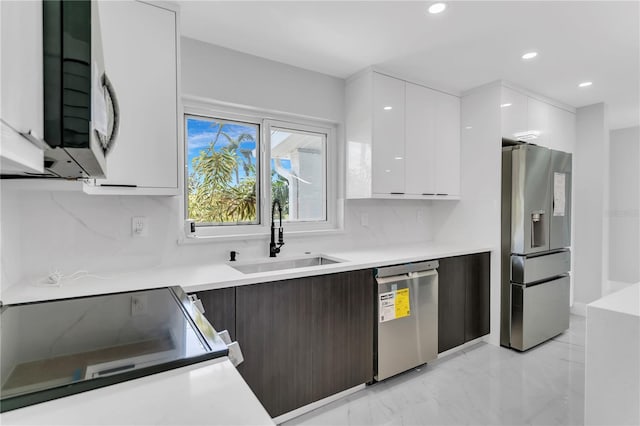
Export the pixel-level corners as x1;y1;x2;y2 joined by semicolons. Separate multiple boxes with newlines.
375;260;438;381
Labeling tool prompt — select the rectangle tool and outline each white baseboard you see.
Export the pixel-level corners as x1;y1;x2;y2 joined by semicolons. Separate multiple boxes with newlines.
273;383;366;425
571;302;587;316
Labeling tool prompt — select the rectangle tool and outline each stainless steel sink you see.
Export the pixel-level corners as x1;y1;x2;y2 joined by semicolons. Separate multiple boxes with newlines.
230;255;343;274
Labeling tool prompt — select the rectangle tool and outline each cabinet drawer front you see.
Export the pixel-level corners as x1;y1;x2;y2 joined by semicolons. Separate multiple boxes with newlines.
511;250;571;284
510;276;570;351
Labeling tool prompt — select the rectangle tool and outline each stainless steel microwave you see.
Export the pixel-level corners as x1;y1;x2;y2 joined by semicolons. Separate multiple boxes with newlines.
42;0;119;178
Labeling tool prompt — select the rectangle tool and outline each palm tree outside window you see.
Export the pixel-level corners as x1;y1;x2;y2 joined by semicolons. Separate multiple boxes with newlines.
185;114;329;229
186;115;260;225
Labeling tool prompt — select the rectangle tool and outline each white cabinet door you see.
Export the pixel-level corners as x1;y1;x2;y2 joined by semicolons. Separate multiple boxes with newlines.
1;0;43;139
548;105;576;153
372;73;405;194
88;1;178;194
434;91;461;196
346;71;461;200
559;108;575;153
527;97;551;146
501;87;528;141
405;82;436;195
0;0;45;173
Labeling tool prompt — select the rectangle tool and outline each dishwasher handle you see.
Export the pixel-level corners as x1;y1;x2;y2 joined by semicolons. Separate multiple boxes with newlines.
375;260;439;278
376;269;437;285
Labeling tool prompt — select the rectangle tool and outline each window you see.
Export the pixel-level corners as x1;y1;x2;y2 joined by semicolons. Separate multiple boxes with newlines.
184;105;336;238
270;125;326;222
186;115;260;225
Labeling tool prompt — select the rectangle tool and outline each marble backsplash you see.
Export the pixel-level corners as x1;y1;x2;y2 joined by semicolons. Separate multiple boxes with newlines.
0;185;434;293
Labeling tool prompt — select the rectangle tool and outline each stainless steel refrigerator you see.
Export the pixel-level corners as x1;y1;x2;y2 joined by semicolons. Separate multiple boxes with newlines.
501;143;572;351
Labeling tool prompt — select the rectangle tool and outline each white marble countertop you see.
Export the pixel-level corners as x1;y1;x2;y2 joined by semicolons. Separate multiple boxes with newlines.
1;357;275;426
587;283;639;317
1;242;492;304
585;283;640;426
0;242;491;425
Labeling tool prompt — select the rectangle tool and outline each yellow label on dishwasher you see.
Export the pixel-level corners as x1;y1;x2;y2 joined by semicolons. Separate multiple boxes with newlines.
395;288;410;318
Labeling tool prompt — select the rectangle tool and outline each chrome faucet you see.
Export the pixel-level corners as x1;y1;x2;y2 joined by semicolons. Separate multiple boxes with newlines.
270;200;285;257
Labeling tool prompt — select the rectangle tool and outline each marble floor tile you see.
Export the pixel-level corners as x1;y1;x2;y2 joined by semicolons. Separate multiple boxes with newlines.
285;315;585;426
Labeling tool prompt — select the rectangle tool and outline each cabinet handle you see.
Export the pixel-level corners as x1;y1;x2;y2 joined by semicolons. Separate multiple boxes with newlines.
98;73;120;154
0;118;48;149
422;193;435;196
100;184;138;188
436;193;449;196
390;192;405;195
20;130;48;150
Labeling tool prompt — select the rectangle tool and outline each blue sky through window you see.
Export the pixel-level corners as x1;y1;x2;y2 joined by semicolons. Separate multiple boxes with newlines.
186;117;258;182
187;116;292;183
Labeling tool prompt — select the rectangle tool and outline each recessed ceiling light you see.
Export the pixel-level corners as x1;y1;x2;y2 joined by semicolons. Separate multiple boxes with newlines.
394;156;404;160
500;103;512;108
383;106;393;110
578;81;593;88
428;3;446;14
521;51;538;60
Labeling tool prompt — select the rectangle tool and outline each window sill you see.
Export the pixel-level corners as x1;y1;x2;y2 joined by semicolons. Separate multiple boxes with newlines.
177;226;345;245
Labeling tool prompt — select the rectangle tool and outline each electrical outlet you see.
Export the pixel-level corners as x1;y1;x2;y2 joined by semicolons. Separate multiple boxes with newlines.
132;216;148;237
131;295;147;316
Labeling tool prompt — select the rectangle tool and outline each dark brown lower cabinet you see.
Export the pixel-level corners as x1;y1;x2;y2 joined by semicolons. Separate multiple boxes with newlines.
464;252;491;342
235;269;374;418
194;287;236;339
311;269;374;400
236;277;314;417
437;256;466;352
438;252;490;353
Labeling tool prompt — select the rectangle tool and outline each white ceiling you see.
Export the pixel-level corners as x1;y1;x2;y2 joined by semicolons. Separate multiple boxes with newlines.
180;1;640;130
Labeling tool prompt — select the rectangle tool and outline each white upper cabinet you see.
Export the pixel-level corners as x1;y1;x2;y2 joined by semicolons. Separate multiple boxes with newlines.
501;85;575;151
405;83;460;196
501;87;528;141
346;71;461;199
405;82;436;195
372;73;405;194
434;90;461;196
548;104;576;153
84;1;178;195
0;0;45;173
527;97;551;146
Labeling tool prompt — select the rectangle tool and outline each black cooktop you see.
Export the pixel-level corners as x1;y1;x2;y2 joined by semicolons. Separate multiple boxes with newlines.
0;286;228;412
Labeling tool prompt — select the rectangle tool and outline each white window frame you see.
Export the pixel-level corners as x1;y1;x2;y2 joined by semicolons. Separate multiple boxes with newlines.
185;113;262;227
181;97;339;241
264;119;336;233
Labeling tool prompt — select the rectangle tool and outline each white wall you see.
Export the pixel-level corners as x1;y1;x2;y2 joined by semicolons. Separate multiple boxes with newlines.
181;37;344;123
608;126;640;287
431;83;503;345
0;187;21;291
1;38;435;293
573;103;610;306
